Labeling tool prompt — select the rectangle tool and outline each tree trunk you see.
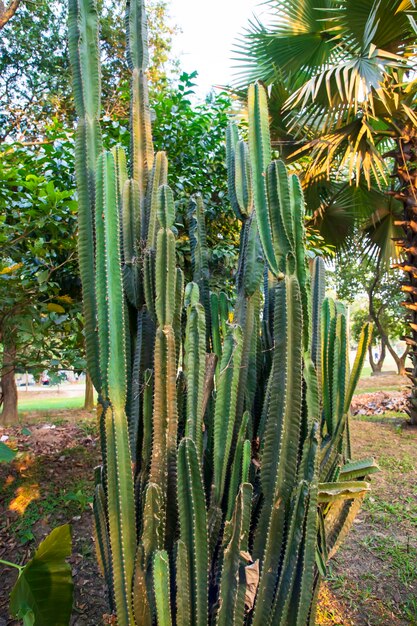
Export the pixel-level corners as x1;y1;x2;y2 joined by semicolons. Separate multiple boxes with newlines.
396;346;410;377
0;339;18;425
84;371;95;410
368;339;386;375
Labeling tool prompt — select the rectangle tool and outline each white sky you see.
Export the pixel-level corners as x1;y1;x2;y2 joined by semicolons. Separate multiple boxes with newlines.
168;0;264;97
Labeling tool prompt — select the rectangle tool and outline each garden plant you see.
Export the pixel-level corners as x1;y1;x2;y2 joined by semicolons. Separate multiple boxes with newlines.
68;0;377;624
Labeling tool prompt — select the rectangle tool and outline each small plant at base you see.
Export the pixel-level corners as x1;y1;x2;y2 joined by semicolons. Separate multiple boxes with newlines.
68;1;377;624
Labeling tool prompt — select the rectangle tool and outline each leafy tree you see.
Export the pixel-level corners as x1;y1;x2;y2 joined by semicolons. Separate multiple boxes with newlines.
0;135;80;424
235;0;417;419
334;248;409;376
104;72;240;290
0;0;179;140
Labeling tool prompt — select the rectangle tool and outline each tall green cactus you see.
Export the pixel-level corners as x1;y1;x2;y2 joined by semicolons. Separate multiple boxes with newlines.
69;2;376;624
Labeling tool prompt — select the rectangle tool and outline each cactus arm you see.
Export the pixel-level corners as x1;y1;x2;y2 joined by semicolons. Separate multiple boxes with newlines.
344;321;373;412
290;173;311;348
310;257;325;374
339;458;379;481
184;301;207;457
324;496;365;561
333;314;348;433
321;298;336;433
269;481;310;626
149;327;178;511
304;354;320;427
210;292;222;364
226;121;243;220
128;312;143;456
144;248;156;320
139;368;153;482
105;407;136;626
189;195;211;342
242;439;251;483
219;292;229;338
130;49;154;193
145;151;168;247
132;543;152;626
68;0;101;119
252;276;303;625
112;146;128;209
176;540;191;626
174;267;184;368
68;0;103;392
142;483;164;565
213;325;244;506
98;150;127;408
226;410;249;520
155;227;176;326
122;178;140;263
93;484;113;609
153;550;172;626
265;161;292;275
177;438;208;626
216;483;253;626
155;186;177;328
242;215;265;297
234;140;253;217
94;153;109;399
126;0;148;72
248;83;278;275
295;488;319;623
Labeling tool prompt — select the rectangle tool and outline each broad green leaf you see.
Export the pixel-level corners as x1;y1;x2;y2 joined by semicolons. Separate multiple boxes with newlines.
0;441;17;463
10;524;73;625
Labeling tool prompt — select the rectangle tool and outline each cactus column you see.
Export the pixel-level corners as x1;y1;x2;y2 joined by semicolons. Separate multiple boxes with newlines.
69;2;376;624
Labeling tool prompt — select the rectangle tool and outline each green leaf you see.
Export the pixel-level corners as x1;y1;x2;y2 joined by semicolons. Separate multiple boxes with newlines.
0;441;17;463
10;524;73;626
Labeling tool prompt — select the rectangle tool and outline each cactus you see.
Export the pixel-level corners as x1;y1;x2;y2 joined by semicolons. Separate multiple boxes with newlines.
69;1;376;624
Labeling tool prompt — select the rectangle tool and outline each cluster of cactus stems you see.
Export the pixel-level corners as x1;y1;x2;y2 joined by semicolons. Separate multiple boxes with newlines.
68;1;377;624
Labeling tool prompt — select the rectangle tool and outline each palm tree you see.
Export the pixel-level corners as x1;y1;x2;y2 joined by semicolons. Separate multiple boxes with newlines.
234;0;417;423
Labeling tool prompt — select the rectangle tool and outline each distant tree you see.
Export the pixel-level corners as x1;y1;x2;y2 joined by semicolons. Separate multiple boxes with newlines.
0;135;80;424
335;248;408;376
0;0;179;140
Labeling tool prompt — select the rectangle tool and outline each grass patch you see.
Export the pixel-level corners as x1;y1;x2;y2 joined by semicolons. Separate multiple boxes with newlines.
353;385;404;394
364;495;417;528
378;453;415;473
18;395;85;412
353;412;407;424
363;535;417;586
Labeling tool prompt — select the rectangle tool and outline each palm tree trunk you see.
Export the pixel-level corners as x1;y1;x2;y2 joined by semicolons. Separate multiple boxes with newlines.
0;338;18;425
390;125;417;424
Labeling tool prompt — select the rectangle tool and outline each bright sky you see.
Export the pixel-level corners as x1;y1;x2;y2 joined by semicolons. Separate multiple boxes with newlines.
168;0;265;97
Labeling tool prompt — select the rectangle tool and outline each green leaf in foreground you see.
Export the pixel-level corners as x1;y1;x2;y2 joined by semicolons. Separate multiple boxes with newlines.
0;441;17;462
9;524;73;625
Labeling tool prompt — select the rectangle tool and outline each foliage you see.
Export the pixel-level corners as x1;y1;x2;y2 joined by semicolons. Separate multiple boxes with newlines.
334;248;407;343
0;0;179;140
68;2;376;624
233;0;417;260
0;136;83;378
6;524;73;625
0;441;17;462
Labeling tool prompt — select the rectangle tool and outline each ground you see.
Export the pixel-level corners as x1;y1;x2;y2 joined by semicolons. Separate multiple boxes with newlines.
0;374;416;625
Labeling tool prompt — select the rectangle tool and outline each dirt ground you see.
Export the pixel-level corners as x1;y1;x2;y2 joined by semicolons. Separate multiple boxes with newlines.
0;396;416;625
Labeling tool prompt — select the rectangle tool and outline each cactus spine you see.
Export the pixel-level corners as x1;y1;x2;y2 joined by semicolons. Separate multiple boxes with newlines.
69;1;376;624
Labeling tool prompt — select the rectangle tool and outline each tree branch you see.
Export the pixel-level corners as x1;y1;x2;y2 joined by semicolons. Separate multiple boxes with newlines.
0;0;21;30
